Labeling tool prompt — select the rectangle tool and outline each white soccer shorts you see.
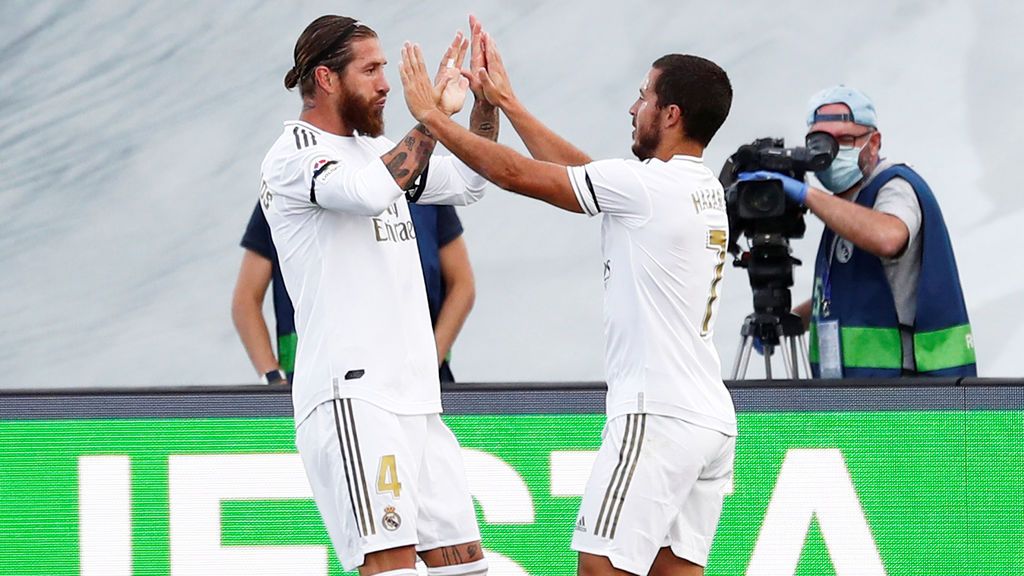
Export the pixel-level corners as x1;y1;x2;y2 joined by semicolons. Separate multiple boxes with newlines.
294;398;480;571
572;413;735;574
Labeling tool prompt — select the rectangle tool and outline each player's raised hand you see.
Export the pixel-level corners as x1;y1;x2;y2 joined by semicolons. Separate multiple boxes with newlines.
433;33;471;116
439;69;470;117
464;15;489;102
400;42;467;122
400;42;437;122
434;31;469;90
476;30;516;109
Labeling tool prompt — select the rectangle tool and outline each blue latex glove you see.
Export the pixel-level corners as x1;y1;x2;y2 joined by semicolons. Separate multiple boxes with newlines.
737;170;809;204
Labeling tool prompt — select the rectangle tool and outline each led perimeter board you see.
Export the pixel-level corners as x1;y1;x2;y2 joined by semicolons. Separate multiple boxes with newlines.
0;380;1021;575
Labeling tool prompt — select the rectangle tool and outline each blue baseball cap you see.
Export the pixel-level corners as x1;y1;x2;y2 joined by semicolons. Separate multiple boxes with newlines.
806;85;877;128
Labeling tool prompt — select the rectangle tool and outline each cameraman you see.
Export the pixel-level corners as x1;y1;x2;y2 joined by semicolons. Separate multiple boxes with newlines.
740;85;976;378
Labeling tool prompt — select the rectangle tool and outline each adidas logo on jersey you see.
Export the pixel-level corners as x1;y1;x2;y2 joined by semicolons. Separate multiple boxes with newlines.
293;125;319;149
575;515;587;533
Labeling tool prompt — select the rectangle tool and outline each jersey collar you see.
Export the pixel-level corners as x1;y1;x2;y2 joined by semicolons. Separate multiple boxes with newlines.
670;154;703;163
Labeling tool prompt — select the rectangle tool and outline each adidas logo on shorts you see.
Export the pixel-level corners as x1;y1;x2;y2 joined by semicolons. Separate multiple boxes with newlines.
575;515;587;533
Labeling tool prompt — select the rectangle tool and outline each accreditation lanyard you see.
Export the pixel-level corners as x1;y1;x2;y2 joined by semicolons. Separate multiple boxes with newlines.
817;230;842;378
820;231;839;319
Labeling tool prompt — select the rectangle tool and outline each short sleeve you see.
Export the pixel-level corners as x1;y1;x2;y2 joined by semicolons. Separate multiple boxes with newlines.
240;202;274;260
435;205;464;247
873;177;922;258
566;159;651;223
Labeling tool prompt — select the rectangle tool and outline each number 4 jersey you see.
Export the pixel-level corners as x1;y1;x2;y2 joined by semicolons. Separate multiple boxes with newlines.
567;155;736;436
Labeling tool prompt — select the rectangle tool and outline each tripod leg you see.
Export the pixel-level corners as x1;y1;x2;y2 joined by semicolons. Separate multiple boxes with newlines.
788;336;800;379
798;333;812;377
763;346;773;380
780;339;794;379
731;335;754;380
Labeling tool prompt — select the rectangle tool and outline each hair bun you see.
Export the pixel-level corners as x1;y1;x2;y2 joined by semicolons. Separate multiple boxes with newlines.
284;66;301;90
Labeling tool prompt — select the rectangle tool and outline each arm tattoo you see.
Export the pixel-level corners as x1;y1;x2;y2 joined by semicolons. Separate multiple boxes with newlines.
414;123;432;138
440;546;463;565
385;152;411;181
470;102;499;142
433;543;482;566
416;140;432;164
382;124;436;190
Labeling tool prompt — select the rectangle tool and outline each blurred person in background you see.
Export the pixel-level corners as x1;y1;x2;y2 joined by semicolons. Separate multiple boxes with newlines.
739;85;976;378
231;201;475;385
232;202;296;385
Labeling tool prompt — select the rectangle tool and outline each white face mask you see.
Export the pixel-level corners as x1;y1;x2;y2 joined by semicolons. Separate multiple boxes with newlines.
815;143;866;193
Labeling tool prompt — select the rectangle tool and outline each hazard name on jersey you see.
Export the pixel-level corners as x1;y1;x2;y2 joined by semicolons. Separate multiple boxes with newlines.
691;187;725;213
372;202;416;244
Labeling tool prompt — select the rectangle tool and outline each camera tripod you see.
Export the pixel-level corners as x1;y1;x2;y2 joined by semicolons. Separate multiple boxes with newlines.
730;311;812;380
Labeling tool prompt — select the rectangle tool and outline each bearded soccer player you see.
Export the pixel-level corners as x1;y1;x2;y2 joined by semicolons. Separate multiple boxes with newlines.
259;15;497;576
399;19;734;576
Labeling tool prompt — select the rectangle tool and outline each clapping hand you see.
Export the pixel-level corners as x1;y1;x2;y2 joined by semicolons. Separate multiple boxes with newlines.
464;15;490;103
464;16;515;109
401;39;470;122
400;42;442;122
433;31;470;115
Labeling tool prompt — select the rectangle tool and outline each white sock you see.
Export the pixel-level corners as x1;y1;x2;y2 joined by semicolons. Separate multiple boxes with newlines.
373;569;418;576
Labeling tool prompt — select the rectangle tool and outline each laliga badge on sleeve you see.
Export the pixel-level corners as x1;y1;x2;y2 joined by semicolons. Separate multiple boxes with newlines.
817;319;843;379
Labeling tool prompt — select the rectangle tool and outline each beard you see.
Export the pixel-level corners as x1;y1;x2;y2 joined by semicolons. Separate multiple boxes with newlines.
631;123;660;160
339;85;385;137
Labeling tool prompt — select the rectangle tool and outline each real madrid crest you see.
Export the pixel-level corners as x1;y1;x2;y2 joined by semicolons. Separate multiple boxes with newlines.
382;505;402;531
834;238;854;264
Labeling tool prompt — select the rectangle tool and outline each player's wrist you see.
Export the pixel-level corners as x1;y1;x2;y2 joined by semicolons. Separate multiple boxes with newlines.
421;108;448;132
260;368;287;385
495;92;521;114
472;96;497;113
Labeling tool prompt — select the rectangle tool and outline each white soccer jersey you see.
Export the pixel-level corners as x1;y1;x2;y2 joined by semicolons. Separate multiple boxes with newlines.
259;120;485;425
567;155;736;435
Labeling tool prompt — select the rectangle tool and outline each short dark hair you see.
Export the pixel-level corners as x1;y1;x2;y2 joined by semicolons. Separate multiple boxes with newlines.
651;54;732;147
284;15;378;98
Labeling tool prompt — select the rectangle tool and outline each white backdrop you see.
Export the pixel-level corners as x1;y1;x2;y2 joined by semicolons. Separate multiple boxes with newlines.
1;0;1020;386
